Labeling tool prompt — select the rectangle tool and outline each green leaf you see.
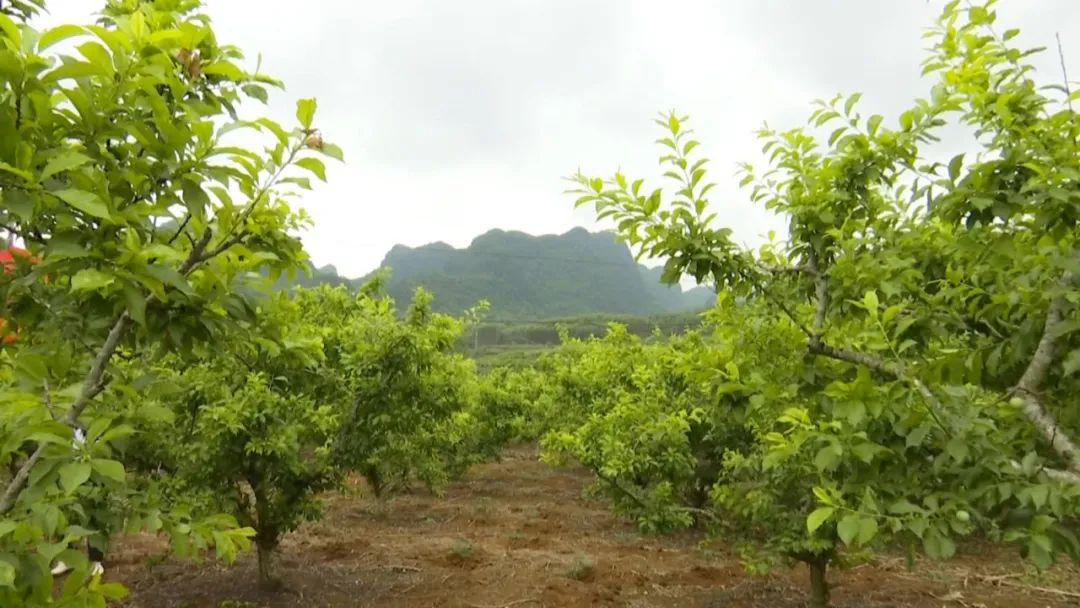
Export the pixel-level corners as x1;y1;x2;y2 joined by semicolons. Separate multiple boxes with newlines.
838;514;860;544
295;157;327;181
0;14;19;45
280;176;312;190
946;436;969;462
0;561;13;588
814;444;841;471
143;264;193;296
807;507;834;533
123;284;146;326
882;305;902;324
99;424;136;444
95;581;129;600
0;162;33;181
44;60;107;81
844;92;862;116
812;486;832;504
320;142;344;162
858;517;879;544
76;41;114;73
201;60;244;80
1062;349;1080;377
58;462;92;493
1028;535;1054;570
947;154;964;182
242;83;268;104
863;290;879;313
54;189;111;219
852;442;880;463
91;459;125;482
296;98;317;129
867;114;883;136
899;110;914;131
668;114;680;134
923;531;956;559
181;180;211;212
70;268;115;292
38;24;87;51
41;151;93;180
1029;484;1049;510
906;424;930;448
1048;319;1080;339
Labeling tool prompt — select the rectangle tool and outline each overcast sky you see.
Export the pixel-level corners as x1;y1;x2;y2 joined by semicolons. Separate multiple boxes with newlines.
38;1;1080;279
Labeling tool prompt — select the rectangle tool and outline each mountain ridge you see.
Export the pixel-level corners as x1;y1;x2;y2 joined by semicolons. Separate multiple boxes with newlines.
286;227;714;319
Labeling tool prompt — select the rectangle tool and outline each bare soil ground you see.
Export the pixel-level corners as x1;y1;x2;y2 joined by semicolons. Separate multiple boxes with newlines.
109;445;1080;607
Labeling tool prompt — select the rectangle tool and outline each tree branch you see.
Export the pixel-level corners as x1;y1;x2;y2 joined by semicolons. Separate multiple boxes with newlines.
1057;33;1073;113
807;250;828;338
1012;274;1080;477
0;228;216;515
167;213;192;245
41;379;60;422
756;262;818;276
1010;460;1080;485
0;310;131;514
807;340;953;437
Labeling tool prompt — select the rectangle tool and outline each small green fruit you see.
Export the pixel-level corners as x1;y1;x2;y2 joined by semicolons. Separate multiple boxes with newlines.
955;510;970;523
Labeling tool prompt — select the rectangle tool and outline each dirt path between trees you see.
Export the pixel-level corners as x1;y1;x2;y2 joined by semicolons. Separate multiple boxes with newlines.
112;445;1080;607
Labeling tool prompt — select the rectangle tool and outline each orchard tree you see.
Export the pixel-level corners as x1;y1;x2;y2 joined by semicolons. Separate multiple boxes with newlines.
297;285;486;495
570;1;1080;605
137;292;338;590
540;323;751;533
0;0;340;604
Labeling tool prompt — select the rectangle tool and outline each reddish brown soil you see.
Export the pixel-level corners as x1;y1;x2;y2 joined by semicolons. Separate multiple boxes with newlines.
109;445;1080;607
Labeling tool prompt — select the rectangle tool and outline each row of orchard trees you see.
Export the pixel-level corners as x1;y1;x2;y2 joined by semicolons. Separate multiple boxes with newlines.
115;282;501;590
0;1;519;605
530;1;1080;606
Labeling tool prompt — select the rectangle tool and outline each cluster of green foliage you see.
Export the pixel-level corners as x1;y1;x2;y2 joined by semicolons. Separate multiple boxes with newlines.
0;1;528;604
547;2;1080;606
472;309;705;347
298;285;487;496
538;321;747;532
466;309;706;371
0;0;344;602
120;283;497;589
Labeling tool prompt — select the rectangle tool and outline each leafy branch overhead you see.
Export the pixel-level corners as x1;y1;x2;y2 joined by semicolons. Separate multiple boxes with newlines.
0;0;341;603
567;0;1080;605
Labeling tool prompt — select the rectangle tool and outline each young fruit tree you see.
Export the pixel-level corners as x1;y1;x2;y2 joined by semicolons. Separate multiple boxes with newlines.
0;0;340;603
569;1;1080;605
297;285;488;496
134;292;339;590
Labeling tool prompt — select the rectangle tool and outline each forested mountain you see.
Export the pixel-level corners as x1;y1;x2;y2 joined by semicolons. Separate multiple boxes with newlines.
284;228;714;318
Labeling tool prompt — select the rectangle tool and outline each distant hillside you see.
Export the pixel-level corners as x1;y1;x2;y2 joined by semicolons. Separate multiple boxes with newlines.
283;228;715;319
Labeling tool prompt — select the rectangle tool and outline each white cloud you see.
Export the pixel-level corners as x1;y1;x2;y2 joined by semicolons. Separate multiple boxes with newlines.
35;0;1080;279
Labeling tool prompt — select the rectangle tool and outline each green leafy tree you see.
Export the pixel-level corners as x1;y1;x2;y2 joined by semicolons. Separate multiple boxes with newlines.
138;293;339;589
538;322;745;532
0;0;340;603
296;285;486;495
568;1;1080;605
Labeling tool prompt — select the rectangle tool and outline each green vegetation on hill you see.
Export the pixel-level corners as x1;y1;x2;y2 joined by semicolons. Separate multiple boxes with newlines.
281;228;715;319
463;309;707;372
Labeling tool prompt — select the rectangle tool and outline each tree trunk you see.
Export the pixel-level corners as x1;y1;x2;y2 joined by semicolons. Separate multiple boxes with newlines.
364;464;384;498
256;541;280;591
808;557;830;608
